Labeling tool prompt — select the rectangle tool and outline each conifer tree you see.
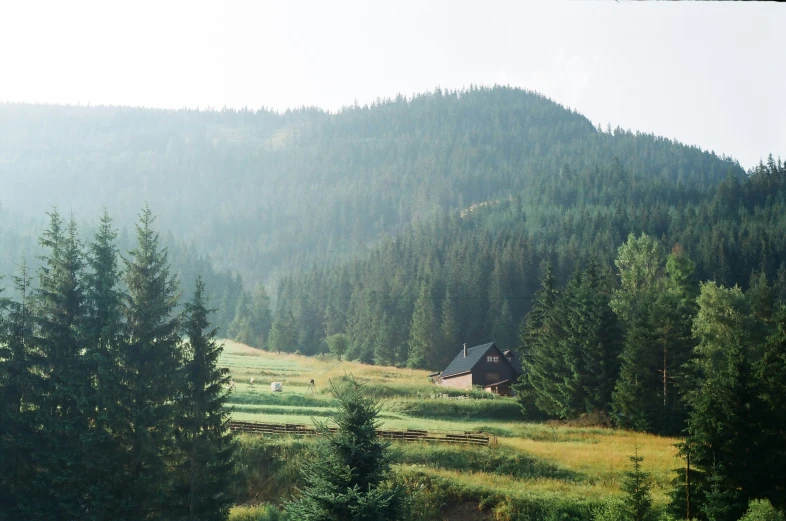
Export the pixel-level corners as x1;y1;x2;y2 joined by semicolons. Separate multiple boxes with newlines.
701;467;744;521
754;304;786;508
565;261;621;416
491;299;515;354
0;265;37;520
226;291;252;345
407;281;438;369
174;277;234;521
621;449;653;521
372;312;397;366
32;213;90;519
0;280;9;518
81;210;125;520
439;288;461;368
286;375;404;521
515;262;565;418
345;289;376;363
118;206;182;521
249;283;273;349
679;283;765;521
269;310;297;353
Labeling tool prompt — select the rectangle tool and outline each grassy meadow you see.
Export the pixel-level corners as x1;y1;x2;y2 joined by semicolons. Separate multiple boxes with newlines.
220;340;682;520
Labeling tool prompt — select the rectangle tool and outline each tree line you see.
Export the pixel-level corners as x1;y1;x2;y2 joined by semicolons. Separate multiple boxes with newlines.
517;232;785;520
0;207;233;521
253;156;785;369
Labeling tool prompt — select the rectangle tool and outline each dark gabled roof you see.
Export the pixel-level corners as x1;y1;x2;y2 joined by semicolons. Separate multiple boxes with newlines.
441;342;496;378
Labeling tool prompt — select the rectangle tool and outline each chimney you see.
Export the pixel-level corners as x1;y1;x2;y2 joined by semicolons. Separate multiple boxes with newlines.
463;343;467;358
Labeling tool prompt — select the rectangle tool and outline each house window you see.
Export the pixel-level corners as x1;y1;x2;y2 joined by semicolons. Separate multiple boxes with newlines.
487;372;501;382
486;355;499;363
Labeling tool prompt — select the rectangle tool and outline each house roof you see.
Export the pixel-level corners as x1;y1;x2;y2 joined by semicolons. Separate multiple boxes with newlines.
442;342;497;378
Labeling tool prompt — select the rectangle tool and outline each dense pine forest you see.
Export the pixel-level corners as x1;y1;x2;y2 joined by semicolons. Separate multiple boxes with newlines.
1;86;785;520
0;208;234;520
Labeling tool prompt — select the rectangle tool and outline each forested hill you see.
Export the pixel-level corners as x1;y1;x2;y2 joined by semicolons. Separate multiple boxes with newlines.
0;86;740;289
271;157;786;372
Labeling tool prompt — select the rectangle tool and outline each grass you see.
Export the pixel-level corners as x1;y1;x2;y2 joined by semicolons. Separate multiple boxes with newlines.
219;340;683;518
229;504;286;521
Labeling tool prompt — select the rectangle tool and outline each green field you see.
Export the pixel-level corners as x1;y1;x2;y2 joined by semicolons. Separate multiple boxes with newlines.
220;340;681;519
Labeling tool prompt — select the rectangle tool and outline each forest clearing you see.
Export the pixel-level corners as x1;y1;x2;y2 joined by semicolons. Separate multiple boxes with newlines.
220;340;681;519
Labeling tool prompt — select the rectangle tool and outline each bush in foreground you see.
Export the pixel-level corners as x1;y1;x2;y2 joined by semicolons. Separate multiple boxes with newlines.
286;375;405;521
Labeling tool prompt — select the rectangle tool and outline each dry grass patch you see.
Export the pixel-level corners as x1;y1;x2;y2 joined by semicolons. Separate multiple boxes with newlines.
221;340;684;508
500;429;680;502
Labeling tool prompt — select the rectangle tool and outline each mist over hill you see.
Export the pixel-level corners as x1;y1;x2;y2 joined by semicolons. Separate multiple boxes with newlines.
0;86;741;288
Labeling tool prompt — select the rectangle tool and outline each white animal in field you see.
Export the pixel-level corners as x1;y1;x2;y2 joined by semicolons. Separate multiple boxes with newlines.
249;377;255;386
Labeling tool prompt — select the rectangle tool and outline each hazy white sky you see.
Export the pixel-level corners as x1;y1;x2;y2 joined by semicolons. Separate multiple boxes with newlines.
0;0;783;169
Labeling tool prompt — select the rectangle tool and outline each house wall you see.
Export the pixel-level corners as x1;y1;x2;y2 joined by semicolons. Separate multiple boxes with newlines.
483;383;514;396
440;372;473;389
471;346;517;386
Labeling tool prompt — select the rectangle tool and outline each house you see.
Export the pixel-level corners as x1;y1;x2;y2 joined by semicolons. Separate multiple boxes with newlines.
439;342;521;396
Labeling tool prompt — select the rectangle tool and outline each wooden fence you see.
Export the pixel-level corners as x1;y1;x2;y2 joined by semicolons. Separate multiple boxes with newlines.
228;420;489;446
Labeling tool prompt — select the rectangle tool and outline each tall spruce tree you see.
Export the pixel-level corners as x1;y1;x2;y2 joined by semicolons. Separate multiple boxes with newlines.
564;261;621;416
439;288;461;369
268;310;297;354
678;282;765;521
407;281;438;369
0;265;36;520
518;261;621;419
515;262;565;418
286;375;404;521
249;283;273;349
226;291;252;345
372;312;397;366
752;304;786;508
81;209;125;520
118;206;182;521
32;213;90;520
174;278;234;521
0;278;9;520
491;299;516;355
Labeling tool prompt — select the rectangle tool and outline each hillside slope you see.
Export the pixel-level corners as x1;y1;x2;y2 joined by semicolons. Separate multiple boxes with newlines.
0;87;740;287
271;155;786;369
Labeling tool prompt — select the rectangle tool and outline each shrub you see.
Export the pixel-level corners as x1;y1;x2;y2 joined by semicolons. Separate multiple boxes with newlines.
285;375;405;520
229;504;288;521
386;397;523;420
592;497;627;521
739;500;785;521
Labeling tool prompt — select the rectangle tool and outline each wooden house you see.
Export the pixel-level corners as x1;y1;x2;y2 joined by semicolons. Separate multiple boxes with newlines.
439;342;521;396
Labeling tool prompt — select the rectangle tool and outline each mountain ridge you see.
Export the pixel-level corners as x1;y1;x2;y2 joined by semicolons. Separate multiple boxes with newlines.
0;86;741;289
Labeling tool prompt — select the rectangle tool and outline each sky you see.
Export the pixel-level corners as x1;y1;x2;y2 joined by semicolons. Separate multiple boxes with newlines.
0;0;783;169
